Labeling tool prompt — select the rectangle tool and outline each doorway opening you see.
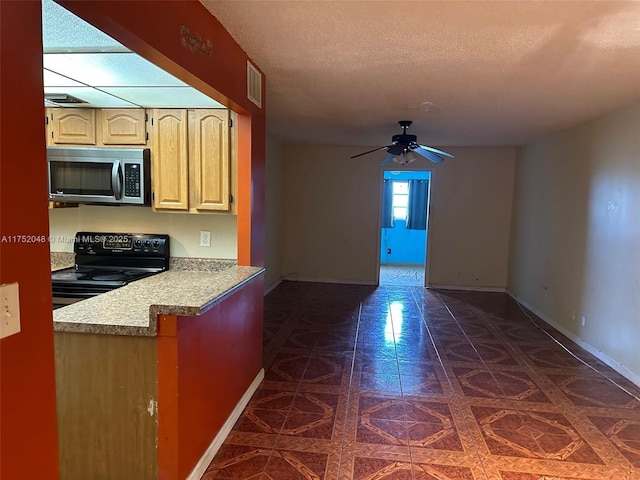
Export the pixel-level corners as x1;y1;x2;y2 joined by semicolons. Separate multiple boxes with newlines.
379;170;431;286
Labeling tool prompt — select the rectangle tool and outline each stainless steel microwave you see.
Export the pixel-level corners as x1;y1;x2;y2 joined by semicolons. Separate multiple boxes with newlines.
47;147;151;205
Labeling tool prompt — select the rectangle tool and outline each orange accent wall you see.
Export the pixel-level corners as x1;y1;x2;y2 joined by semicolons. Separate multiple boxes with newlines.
157;274;264;480
0;2;60;479
56;0;266;267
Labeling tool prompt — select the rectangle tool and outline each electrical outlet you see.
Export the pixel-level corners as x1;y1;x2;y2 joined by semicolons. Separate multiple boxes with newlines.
1;282;21;339
199;230;211;247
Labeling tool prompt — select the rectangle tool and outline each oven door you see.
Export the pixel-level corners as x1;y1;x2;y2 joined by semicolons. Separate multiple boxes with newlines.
52;286;116;309
52;296;86;309
48;157;123;204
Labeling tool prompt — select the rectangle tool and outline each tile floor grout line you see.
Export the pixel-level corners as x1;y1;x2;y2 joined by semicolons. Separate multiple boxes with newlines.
491;299;640;466
330;299;363;480
434;291;571;475
385;289;416;477
412;288;492;480
467;307;585;414
434;291;623;475
260;343;315;480
402;286;424;472
477;302;640;473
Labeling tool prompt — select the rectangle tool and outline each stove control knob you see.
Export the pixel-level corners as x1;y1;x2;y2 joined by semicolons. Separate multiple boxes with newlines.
144;240;151;247
152;240;160;248
134;239;142;248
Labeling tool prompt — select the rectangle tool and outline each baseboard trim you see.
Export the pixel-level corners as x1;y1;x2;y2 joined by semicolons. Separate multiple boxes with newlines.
428;284;506;293
282;277;378;286
506;291;640;389
185;368;265;480
264;279;282;296
270;279;508;291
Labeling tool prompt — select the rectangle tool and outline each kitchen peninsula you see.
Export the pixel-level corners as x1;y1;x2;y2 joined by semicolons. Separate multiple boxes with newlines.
52;259;264;480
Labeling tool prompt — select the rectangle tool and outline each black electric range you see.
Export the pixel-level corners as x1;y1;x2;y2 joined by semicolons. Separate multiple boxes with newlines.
52;232;170;308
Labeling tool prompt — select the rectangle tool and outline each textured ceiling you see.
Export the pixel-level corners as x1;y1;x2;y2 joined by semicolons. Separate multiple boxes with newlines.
201;0;640;148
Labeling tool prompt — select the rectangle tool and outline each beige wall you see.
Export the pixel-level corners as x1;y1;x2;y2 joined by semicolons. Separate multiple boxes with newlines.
428;147;515;289
49;206;237;259
264;134;285;291
281;145;515;287
508;104;640;384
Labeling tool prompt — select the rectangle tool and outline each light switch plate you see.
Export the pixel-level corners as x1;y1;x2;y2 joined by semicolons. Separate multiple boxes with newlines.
200;230;211;247
1;282;21;339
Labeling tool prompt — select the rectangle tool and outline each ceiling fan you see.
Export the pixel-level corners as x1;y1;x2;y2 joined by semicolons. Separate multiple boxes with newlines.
350;121;454;165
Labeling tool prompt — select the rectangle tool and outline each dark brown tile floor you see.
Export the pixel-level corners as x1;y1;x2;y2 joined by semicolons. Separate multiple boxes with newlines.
202;282;640;480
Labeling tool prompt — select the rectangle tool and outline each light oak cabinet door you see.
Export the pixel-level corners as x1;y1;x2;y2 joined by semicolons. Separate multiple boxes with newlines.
48;108;96;145
99;109;147;145
190;109;230;211
150;109;189;210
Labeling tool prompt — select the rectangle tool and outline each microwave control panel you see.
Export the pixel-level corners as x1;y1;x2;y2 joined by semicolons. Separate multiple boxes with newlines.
124;164;141;197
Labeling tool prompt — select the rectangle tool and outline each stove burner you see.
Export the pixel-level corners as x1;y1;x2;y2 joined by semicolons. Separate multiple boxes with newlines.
52;272;81;280
124;270;148;276
91;273;128;281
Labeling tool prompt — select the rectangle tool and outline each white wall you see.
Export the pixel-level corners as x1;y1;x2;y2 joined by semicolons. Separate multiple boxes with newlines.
264;134;285;291
49;206;237;259
281;145;515;287
508;104;640;384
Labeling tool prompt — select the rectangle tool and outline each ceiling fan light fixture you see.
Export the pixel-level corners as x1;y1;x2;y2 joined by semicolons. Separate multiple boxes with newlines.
394;149;418;165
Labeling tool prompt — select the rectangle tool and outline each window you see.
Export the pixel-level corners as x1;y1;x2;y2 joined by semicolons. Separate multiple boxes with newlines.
392;181;409;220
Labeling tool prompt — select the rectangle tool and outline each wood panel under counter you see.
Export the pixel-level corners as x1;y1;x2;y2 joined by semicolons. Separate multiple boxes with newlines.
53;263;264;480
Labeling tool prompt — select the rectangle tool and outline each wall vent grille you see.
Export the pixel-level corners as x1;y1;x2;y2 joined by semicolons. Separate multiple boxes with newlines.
45;93;87;104
247;61;262;108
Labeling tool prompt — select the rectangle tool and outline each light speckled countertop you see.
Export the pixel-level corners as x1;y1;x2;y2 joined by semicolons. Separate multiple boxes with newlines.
50;252;75;271
52;257;263;337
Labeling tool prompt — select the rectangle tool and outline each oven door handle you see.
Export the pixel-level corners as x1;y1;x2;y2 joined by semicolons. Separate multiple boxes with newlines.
111;160;123;200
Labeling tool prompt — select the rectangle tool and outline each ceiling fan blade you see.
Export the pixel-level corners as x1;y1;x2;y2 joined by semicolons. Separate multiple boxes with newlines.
350;146;389;159
380;153;395;166
417;144;454;158
412;146;446;163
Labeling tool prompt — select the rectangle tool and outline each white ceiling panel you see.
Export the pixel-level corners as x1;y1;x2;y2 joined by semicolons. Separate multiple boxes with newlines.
43;53;187;87
101;87;224;108
43;69;84;87
42;0;127;53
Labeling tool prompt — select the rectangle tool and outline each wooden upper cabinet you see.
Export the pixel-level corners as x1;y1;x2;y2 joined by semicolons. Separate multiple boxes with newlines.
99;109;147;145
190;109;230;211
48;108;96;145
150;109;189;210
47;108;148;147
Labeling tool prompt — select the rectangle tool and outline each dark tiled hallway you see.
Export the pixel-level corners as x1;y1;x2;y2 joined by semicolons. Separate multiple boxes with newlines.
203;282;640;479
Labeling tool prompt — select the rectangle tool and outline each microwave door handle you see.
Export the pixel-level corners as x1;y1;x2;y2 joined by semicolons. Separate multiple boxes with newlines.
111;160;123;200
